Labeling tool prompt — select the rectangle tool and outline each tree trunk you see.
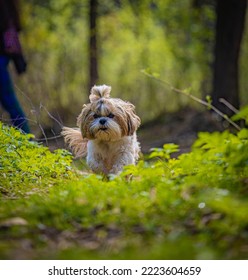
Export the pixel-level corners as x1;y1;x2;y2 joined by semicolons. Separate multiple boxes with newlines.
89;0;99;92
212;0;247;116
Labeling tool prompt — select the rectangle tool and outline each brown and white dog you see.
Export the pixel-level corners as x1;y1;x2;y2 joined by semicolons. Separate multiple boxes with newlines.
61;85;141;175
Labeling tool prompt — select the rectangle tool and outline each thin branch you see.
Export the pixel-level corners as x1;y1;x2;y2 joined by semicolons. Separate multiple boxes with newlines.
219;98;239;114
38;123;48;146
142;71;241;131
36;135;63;141
40;104;64;128
15;85;65;143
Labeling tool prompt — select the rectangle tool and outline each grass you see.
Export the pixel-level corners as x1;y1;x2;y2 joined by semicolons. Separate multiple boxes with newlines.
0;122;248;259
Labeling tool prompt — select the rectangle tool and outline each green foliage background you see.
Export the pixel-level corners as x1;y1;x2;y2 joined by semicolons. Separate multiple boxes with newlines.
0;122;248;259
7;0;246;131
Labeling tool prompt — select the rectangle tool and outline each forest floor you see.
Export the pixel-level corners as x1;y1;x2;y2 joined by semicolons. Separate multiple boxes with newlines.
1;107;247;260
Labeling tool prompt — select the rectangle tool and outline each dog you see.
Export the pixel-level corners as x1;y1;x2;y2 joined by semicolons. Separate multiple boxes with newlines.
61;85;141;175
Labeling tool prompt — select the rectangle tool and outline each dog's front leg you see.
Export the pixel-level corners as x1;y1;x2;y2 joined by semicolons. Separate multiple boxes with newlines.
87;156;108;175
109;152;135;175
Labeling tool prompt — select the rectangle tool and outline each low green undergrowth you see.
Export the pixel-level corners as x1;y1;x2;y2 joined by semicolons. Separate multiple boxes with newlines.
0;123;75;198
0;122;248;259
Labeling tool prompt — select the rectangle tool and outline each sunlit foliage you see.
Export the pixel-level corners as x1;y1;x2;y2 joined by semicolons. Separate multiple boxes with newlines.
0;121;247;259
13;0;218;130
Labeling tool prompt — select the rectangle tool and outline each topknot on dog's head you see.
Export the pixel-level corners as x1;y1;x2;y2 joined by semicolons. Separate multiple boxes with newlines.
89;85;112;103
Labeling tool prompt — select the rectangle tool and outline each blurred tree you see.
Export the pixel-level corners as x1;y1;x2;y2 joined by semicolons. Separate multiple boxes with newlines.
212;0;247;116
89;0;99;91
14;0;248;129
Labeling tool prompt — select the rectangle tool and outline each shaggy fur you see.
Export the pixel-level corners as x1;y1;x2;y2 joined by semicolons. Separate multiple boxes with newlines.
61;85;141;175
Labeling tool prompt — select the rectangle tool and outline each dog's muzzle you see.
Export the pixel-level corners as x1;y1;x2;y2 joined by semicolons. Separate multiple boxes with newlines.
99;118;108;131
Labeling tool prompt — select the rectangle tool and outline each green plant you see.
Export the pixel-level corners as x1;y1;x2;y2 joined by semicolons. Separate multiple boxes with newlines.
0;122;247;259
0;122;75;197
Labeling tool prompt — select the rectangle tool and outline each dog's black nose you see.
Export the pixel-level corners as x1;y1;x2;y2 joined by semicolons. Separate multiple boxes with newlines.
99;118;107;125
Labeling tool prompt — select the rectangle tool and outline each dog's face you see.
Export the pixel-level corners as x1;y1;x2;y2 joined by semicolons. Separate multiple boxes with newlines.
77;85;141;142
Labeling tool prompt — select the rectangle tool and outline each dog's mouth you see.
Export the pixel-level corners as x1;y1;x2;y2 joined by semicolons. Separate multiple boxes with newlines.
99;127;108;131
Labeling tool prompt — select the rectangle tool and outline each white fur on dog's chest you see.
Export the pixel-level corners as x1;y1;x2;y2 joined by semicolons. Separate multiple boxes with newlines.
86;135;139;174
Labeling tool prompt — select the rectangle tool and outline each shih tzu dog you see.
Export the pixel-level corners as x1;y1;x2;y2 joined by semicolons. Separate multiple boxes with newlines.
61;85;141;175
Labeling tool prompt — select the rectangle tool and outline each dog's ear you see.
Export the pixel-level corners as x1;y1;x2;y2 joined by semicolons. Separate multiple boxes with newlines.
89;85;111;103
77;104;92;138
125;103;141;136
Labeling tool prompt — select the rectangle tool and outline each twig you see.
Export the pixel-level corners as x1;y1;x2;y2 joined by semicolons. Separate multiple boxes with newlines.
36;135;63;141
15;85;49;142
142;70;241;131
15;85;65;143
219;98;239;114
40;104;64;128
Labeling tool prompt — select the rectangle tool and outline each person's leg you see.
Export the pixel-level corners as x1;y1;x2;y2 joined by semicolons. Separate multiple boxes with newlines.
0;55;30;133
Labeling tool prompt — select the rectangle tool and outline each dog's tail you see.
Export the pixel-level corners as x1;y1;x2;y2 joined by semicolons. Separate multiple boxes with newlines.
61;127;88;158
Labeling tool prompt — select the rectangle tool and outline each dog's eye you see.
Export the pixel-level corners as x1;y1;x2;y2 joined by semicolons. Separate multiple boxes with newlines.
108;113;114;118
93;113;100;119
